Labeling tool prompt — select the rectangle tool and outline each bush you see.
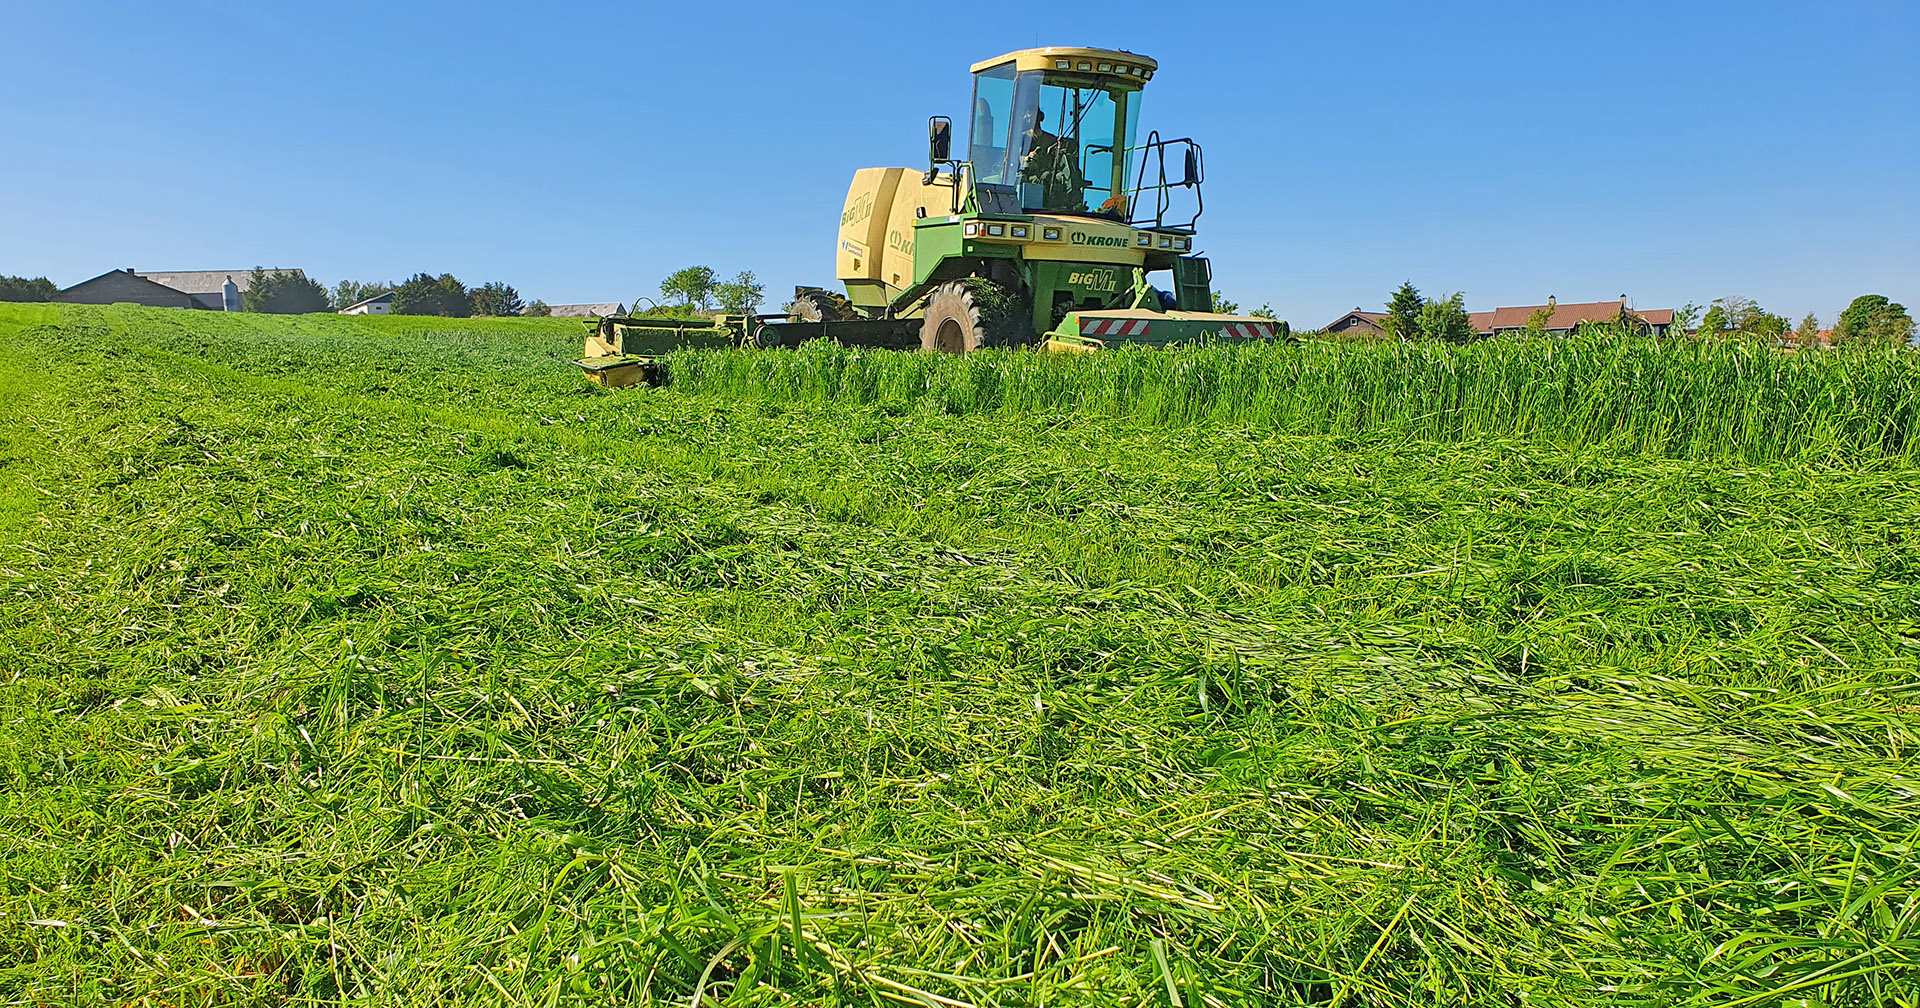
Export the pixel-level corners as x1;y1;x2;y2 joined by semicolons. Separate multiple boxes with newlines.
0;275;58;302
242;268;329;314
470;282;525;317
391;273;472;317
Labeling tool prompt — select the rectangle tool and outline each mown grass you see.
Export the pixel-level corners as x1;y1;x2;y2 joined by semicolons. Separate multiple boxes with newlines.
1;303;1916;1007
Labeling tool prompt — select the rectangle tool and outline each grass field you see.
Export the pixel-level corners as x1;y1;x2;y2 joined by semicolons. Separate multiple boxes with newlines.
2;303;1917;1007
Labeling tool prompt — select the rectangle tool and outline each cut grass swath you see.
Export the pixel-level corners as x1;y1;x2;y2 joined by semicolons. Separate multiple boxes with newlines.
0;303;1915;1006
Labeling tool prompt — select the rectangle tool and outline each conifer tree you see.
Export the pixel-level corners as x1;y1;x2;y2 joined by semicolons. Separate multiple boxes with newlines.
1383;281;1425;341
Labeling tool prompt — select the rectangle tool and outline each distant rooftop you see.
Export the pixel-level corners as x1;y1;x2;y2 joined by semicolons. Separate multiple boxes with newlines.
1473;300;1675;331
546;302;626;317
135;268;306;294
341;292;393;311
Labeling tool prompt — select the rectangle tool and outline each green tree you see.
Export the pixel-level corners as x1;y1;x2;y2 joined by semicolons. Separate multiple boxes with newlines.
1700;295;1762;337
713;271;766;315
1523;305;1555;336
0;275;57;302
1794;312;1822;346
1835;294;1915;346
1252;303;1279;320
1750;311;1790;340
469;282;525;317
660;266;716;311
390;273;471;317
1417;292;1476;343
1672;302;1703;333
242;268;329;313
242;267;271;311
523;300;552;317
1210;291;1240;315
1700;296;1794;340
1383;281;1425;341
330;280;393;311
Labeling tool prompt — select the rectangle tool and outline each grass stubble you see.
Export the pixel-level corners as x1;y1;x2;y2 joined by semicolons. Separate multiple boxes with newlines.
0;303;1915;1006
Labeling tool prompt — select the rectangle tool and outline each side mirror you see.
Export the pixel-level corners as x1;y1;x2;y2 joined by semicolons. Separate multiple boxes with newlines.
928;117;952;164
1181;148;1200;188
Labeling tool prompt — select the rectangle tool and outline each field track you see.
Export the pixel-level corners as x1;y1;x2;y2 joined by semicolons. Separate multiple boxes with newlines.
2;304;1917;1006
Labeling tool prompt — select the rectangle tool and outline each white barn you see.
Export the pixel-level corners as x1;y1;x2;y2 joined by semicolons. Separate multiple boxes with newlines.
547;302;626;318
340;292;393;315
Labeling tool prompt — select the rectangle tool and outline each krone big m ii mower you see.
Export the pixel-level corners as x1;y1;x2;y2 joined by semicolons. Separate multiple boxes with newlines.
576;45;1284;375
766;45;1285;352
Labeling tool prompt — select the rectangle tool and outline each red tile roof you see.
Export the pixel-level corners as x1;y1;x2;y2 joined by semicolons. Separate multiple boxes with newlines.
1477;300;1674;331
1318;302;1676;337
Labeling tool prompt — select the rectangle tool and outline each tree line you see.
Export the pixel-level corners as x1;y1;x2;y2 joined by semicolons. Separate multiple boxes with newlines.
1693;294;1914;346
0;276;57;302
5;267;1911;344
245;271;547;317
0;266;773;320
325;275;545;317
0;270;547;317
653;266;764;316
1355;281;1913;346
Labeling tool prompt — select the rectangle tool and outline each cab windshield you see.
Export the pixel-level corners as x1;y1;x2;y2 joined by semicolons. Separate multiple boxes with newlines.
970;66;1141;218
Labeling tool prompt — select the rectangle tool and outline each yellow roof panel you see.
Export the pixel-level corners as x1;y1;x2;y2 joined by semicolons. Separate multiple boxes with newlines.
970;46;1158;79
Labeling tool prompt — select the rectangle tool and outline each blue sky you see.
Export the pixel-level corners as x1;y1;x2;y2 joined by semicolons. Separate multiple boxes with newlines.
2;1;1914;328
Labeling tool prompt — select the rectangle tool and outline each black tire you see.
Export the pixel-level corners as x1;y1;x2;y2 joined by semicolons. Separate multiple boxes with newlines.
919;279;1026;354
787;289;860;323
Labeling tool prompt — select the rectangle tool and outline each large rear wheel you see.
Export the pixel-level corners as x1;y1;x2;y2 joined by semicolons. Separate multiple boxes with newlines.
787;288;860;323
919;279;1025;354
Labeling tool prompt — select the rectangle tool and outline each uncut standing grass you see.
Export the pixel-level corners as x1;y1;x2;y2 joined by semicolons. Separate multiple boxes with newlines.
1;304;1917;1007
664;333;1920;463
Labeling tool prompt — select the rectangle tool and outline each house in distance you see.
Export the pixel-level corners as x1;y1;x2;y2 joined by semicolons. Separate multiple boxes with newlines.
1474;297;1676;337
1320;296;1678;338
339;292;392;315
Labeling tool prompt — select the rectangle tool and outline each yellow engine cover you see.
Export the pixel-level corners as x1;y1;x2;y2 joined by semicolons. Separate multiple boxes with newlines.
880;177;951;293
839;168;953;305
837;168;902;283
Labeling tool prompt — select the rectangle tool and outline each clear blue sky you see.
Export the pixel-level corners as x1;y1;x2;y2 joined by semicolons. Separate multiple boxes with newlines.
3;1;1914;328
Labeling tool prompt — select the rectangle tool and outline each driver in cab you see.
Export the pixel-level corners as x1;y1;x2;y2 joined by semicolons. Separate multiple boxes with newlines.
1016;109;1085;213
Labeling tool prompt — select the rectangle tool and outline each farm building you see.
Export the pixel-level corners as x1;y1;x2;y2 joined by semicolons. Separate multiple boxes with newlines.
339;292;393;315
1319;310;1389;337
53;269;199;309
546;303;626;318
1471;297;1677;337
1318;297;1677;338
53;267;309;311
137;269;307;311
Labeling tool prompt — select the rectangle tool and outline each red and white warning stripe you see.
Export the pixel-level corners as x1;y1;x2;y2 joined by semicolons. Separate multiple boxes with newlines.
1080;318;1153;336
1078;318;1279;339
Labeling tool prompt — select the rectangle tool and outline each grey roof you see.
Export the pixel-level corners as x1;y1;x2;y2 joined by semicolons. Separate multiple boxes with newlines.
135;269;306;294
55;269;199;303
1322;310;1387;331
546;302;626;317
341;292;393;311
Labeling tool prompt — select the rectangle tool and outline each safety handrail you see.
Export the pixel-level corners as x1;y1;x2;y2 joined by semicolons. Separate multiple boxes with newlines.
1126;133;1204;231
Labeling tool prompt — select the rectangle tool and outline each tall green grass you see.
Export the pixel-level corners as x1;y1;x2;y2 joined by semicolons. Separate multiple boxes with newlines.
665;333;1920;462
